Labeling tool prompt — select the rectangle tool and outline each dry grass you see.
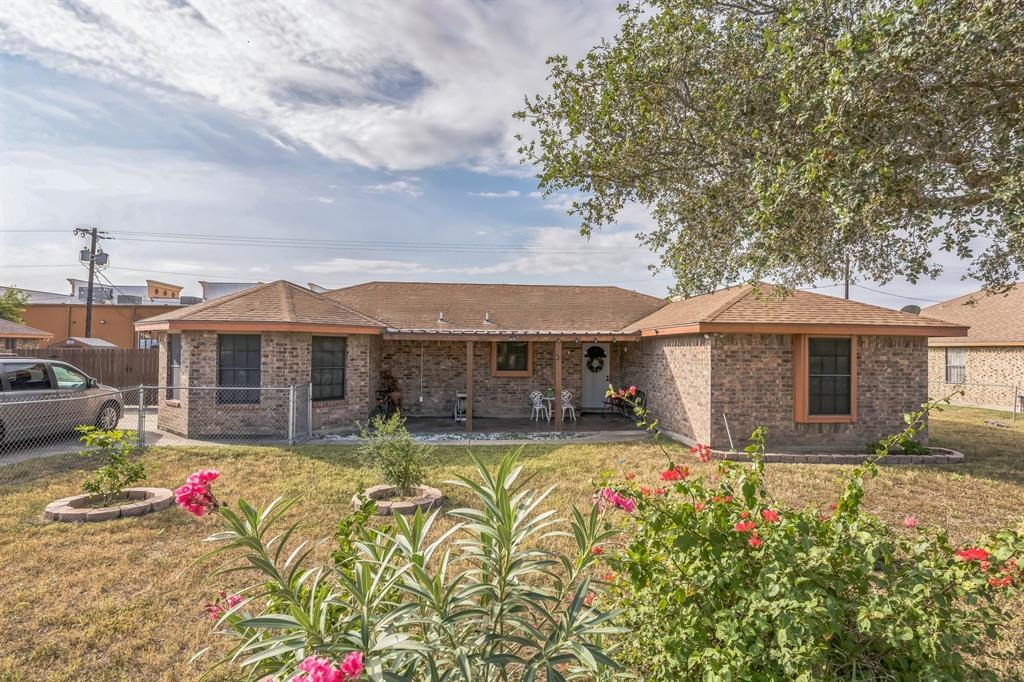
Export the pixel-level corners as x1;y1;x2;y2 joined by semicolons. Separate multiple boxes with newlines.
0;406;1021;681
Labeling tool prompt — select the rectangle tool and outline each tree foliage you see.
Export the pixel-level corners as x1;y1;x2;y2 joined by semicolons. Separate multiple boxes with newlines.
0;287;28;323
518;0;1024;296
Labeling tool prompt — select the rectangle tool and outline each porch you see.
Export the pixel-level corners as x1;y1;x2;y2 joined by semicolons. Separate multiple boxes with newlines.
379;334;643;432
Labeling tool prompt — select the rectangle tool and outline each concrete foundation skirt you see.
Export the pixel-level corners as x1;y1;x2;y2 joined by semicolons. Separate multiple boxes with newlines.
44;488;175;522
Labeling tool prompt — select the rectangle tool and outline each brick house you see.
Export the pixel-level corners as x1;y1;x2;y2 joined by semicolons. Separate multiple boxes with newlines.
135;280;966;450
0;319;53;351
922;283;1023;412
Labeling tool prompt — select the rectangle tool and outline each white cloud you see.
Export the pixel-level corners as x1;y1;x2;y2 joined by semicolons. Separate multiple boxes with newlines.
295;257;433;275
313;196;335;204
468;190;520;198
361;179;423;198
0;1;624;172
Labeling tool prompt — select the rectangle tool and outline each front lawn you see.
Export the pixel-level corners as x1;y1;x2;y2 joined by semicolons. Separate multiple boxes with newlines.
1;406;1022;681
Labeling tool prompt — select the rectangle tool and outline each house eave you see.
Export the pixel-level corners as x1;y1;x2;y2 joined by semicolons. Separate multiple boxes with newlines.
134;320;384;334
635;322;969;337
382;328;641;342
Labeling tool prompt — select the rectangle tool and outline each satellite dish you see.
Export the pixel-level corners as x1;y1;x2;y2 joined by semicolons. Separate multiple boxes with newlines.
900;304;921;315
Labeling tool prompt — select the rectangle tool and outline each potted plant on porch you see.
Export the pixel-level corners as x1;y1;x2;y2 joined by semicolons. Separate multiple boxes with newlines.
353;412;443;515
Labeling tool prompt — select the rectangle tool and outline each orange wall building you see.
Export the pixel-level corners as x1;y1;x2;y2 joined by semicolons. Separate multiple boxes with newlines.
22;304;177;349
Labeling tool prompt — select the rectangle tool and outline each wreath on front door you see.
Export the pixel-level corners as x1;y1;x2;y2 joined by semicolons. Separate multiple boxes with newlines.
585;347;606;374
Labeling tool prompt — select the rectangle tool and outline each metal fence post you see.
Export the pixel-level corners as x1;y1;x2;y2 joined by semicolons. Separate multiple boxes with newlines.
137;385;146;447
307;381;313;438
288;385;296;445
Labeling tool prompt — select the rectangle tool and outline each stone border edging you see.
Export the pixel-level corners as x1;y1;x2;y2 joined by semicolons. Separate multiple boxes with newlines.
715;446;965;466
354;484;444;516
44;487;175;522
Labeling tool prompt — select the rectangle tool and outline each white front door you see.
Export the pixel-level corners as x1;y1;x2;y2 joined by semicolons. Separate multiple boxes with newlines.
581;343;610;410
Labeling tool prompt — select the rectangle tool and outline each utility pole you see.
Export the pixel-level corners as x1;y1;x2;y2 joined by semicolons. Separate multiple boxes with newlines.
74;227;109;338
843;253;850;300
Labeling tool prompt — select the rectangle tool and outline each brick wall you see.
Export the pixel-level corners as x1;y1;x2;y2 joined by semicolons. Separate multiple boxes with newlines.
380;339;587;418
618;336;712;443
155;331;378;438
928;345;1024;411
709;334;928;451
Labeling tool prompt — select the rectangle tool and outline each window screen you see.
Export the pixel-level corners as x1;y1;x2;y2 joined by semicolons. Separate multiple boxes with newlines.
217;334;261;404
945;348;966;383
807;338;852;416
168;334;181;400
495;342;529;373
312;336;346;401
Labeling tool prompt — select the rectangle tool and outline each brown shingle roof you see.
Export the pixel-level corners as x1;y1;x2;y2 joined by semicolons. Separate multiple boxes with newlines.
922;283;1024;345
0;319;53;339
136;281;383;329
324;281;665;333
624;284;967;335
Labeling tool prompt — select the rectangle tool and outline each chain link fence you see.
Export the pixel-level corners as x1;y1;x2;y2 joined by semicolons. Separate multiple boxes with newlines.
929;380;1022;419
0;384;313;486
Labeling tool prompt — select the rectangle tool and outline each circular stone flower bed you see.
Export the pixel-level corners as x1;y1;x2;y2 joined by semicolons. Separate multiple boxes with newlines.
354;484;444;516
714;446;965;465
43;487;175;522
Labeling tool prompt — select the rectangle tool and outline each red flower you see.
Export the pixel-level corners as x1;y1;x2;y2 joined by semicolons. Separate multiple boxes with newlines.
739;510;750;519
591;546;603;556
818;512;831;522
828;502;838;511
624;470;636;480
640;485;651;496
618;388;626;397
689;443;713;463
628;385;637;396
712;494;734;504
955;547;990;562
748;535;764;549
989;575;1012;588
660;466;689;481
583;592;596;606
761;509;780;524
653;487;667;496
903;516;918;529
980;560;991;572
601;570;616;582
694;502;705;512
734;520;756;533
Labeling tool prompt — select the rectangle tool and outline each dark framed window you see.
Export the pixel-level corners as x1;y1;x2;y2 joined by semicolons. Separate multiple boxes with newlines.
217;334;261;404
312;336;346;401
4;361;52;391
807;338;852;416
167;334;181;400
493;341;531;375
945;348;966;384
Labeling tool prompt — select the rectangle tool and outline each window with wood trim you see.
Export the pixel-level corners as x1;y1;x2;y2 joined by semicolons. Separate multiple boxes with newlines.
945;348;966;384
492;341;531;376
217;334;261;404
793;335;857;423
312;336;346;401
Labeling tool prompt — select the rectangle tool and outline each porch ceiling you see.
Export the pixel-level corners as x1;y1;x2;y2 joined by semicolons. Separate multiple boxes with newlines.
383;329;641;341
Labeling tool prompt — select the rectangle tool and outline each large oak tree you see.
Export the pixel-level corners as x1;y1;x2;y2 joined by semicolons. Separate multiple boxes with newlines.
518;0;1023;296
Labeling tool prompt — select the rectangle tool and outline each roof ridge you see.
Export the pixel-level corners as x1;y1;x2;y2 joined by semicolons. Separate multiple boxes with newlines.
701;284;755;322
171;280;282;319
281;281;299;321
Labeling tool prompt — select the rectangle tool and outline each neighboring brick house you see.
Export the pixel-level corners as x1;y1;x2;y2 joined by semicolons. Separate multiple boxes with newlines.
922;283;1024;412
135;280;965;450
0;319;53;351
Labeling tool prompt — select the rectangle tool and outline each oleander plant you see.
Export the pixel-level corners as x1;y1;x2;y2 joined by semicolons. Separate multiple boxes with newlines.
595;387;1024;680
177;452;625;681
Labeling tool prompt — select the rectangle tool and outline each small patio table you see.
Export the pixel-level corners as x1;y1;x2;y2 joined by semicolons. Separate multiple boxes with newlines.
541;395;555;422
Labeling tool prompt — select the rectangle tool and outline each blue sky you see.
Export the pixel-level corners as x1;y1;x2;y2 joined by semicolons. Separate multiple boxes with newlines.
0;0;982;307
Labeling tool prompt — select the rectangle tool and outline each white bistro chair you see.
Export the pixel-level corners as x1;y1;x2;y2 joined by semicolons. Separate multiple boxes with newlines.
560;389;577;422
529;390;550;422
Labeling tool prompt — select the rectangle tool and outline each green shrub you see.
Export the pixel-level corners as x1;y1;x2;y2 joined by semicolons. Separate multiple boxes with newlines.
356;411;426;495
181;451;625;680
76;426;145;506
600;391;1024;680
897;435;930;456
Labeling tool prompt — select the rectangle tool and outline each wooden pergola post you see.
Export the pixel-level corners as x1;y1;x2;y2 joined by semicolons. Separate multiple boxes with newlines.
554;338;563;430
466;340;474;432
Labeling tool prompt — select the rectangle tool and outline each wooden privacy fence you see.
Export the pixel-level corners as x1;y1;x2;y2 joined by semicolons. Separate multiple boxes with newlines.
15;347;158;388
